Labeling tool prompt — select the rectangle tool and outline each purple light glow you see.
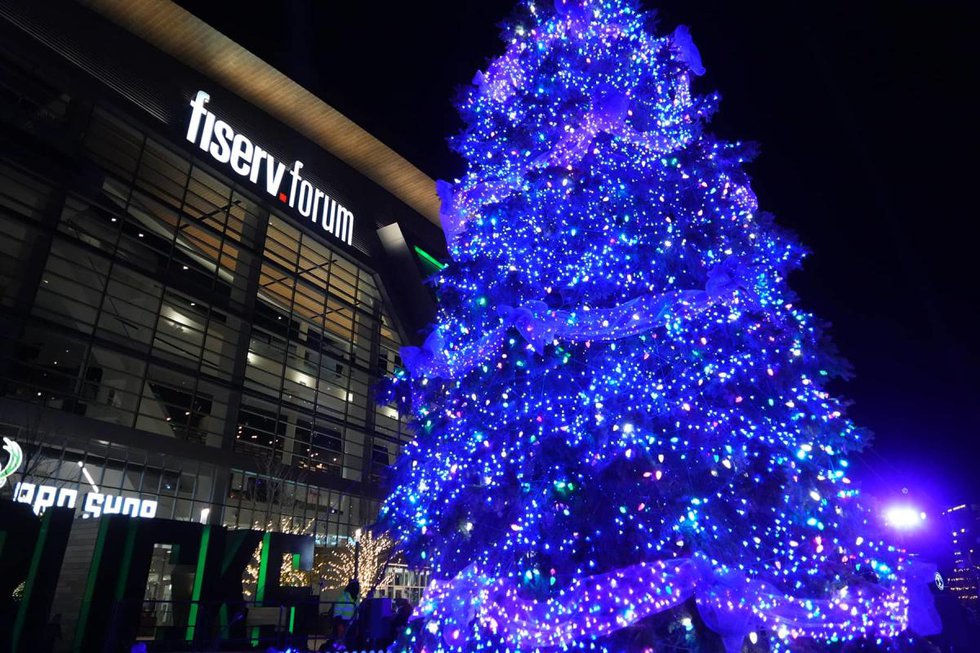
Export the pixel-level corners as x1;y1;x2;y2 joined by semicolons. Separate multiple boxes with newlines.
884;505;927;530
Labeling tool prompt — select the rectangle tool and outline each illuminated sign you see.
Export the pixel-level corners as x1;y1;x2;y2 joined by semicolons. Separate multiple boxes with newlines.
186;91;354;246
13;482;158;519
0;436;23;488
2;437;158;518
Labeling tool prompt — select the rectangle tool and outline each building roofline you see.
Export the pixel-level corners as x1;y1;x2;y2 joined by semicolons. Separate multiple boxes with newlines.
77;0;441;226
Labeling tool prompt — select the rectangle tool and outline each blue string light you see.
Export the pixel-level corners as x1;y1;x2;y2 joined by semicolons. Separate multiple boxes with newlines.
379;1;914;650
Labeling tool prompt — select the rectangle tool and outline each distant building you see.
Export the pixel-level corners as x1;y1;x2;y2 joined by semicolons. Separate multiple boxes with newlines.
942;504;980;616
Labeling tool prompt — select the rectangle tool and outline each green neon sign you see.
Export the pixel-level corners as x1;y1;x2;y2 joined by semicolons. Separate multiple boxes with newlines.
1;437;24;489
186;526;212;641
414;246;447;271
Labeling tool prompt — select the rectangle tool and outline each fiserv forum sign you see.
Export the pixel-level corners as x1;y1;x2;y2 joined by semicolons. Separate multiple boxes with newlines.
186;91;354;246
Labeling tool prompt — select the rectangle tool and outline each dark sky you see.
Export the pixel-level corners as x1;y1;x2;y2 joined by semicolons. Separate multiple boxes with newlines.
174;1;978;510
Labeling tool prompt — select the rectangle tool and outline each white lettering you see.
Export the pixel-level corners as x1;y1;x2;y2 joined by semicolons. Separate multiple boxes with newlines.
34;485;57;513
103;495;123;515
14;482;36;505
230;133;254;176
249;145;267;184
288;161;304;209
334;205;354;245
199;113;216;151
84;493;104;519
56;488;78;509
209;120;234;164
322;197;335;232
186;91;211;145
265;157;287;197
298;180;314;217
312;188;325;223
13;481;159;519
185;90;354;246
140;501;158;519
122;497;141;516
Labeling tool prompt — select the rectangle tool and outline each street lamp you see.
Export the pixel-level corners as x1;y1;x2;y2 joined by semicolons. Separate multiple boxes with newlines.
883;505;927;530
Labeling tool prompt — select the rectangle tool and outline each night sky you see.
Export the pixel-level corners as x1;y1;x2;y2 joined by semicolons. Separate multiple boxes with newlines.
174;1;978;514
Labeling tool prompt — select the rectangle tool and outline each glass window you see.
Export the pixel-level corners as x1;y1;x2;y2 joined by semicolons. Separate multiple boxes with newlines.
32;239;109;334
0;214;38;307
0;161;54;222
3;97;417;537
84;345;145;428
183;167;232;226
84;107;144;181
97;266;162;350
136;138;190;209
154;289;207;365
4;327;89;406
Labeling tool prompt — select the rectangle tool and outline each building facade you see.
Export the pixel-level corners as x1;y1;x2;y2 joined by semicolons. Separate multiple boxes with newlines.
0;0;440;620
942;504;980;619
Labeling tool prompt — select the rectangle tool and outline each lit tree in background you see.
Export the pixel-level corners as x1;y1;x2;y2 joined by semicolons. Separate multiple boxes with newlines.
379;1;938;651
242;524;394;597
242;519;313;599
318;529;395;592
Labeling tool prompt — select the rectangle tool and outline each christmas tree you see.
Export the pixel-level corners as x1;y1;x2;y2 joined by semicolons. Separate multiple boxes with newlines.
379;1;936;651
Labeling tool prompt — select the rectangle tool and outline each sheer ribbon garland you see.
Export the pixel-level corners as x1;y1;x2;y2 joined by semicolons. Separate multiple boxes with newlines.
435;25;708;246
417;557;937;652
401;258;756;380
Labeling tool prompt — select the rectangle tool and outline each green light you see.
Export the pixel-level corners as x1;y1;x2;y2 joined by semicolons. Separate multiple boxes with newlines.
0;437;24;488
74;519;111;650
414;246;447;271
251;532;272;646
186;526;212;641
12;509;54;649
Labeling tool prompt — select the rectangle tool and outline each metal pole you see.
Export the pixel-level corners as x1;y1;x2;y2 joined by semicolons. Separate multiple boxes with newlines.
353;528;361;582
